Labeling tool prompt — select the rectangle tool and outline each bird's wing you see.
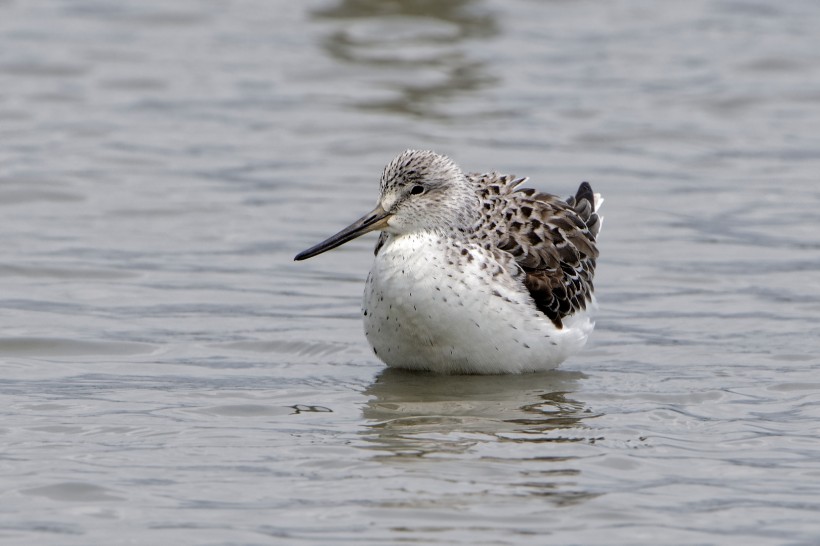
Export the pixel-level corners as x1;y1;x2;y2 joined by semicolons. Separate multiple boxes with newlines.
374;232;388;256
471;173;602;328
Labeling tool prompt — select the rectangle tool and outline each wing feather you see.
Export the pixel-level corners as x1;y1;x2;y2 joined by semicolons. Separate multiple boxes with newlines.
471;173;602;329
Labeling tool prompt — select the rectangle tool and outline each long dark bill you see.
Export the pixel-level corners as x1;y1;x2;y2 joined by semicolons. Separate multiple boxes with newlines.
294;205;391;261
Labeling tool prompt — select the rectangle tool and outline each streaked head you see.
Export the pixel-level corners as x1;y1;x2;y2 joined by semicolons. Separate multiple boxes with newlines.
295;150;477;261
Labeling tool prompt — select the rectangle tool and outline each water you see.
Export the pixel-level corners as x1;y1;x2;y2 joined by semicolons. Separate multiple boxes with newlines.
2;0;820;544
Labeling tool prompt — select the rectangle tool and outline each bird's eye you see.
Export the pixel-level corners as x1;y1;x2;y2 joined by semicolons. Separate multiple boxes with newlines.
410;185;425;195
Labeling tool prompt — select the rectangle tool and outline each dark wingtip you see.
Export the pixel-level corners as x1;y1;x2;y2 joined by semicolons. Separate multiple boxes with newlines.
575;181;594;204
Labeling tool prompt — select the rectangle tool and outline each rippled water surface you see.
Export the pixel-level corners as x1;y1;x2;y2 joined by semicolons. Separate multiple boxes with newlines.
2;1;820;544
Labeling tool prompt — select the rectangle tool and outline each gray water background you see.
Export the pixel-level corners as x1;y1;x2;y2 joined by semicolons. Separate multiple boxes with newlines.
2;0;820;544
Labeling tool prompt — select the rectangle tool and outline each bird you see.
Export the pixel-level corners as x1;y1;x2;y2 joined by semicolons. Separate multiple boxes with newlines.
294;150;603;374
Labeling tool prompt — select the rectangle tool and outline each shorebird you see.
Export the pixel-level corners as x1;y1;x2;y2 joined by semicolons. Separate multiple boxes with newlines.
295;150;603;374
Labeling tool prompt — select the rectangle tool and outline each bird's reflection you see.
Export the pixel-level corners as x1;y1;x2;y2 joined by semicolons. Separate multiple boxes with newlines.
312;0;499;118
357;369;601;506
360;368;594;457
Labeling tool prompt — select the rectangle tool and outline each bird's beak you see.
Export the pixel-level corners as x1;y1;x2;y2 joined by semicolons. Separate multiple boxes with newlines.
294;204;392;261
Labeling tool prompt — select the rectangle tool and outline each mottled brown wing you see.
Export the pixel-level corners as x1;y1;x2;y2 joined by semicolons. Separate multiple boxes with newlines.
471;174;601;329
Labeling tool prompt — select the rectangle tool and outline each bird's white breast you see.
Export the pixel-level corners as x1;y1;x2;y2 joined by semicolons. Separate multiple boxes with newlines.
362;232;593;374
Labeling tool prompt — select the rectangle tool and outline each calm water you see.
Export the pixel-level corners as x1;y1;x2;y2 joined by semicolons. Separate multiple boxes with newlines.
2;0;820;544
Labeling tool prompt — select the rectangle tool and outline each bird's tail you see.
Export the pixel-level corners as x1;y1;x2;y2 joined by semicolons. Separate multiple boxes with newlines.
567;182;604;238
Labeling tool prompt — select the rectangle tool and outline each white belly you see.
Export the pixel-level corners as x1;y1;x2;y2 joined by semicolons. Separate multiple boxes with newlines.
362;232;593;374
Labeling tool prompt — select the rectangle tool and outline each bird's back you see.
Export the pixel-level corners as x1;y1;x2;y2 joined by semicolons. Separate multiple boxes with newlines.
469;172;603;329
